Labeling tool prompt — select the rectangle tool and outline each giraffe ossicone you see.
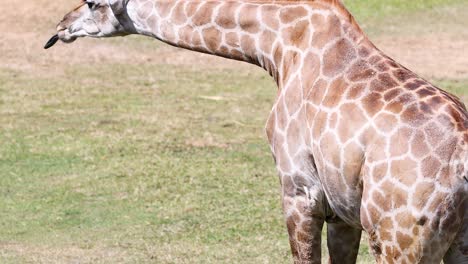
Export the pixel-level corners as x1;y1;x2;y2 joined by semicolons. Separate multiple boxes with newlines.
46;0;468;263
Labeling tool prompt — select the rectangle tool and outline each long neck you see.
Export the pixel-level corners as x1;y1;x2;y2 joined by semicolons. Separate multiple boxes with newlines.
125;0;374;87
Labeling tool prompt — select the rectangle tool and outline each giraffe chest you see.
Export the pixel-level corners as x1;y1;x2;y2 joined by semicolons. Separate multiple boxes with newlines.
266;106;365;226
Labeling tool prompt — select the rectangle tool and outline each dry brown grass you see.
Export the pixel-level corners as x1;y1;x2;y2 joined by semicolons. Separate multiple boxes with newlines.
0;0;248;79
0;242;129;264
0;1;466;263
376;33;468;80
2;1;467;79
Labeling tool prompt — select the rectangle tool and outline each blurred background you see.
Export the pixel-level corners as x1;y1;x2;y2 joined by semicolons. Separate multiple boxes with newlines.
0;0;467;263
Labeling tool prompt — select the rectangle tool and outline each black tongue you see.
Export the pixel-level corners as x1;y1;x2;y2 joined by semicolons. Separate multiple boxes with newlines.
44;34;59;49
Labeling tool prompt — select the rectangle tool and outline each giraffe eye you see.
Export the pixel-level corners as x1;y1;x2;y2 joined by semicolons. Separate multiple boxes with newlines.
85;1;95;9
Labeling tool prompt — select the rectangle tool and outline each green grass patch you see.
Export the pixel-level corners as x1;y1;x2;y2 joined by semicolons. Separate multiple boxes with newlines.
1;0;467;263
346;0;466;21
0;64;290;262
434;79;468;101
2;61;465;262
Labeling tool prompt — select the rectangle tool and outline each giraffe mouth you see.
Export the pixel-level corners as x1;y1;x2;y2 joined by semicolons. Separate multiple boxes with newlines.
44;29;78;49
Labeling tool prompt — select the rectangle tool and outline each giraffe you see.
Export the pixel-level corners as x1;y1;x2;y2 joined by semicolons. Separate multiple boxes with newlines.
45;0;468;263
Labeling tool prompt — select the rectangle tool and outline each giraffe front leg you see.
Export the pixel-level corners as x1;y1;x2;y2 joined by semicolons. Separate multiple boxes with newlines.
327;222;361;264
443;202;468;264
282;174;326;264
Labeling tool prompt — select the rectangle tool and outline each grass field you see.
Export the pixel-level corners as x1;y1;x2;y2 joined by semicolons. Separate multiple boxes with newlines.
1;0;467;263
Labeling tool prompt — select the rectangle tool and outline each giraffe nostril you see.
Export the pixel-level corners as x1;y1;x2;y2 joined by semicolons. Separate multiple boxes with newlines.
56;24;66;32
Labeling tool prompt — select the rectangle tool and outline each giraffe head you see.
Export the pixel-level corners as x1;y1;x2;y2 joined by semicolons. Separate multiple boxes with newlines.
44;0;129;49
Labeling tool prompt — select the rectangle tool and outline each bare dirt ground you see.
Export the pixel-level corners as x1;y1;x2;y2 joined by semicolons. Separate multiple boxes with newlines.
0;243;129;264
1;0;467;80
376;33;468;79
0;1;466;263
362;4;468;81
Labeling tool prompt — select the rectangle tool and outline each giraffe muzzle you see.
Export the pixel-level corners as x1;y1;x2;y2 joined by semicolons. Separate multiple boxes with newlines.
44;34;59;49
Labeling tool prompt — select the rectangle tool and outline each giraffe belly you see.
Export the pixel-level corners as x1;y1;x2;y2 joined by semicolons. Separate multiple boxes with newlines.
275;145;365;228
267;119;365;227
310;144;365;228
320;176;363;228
